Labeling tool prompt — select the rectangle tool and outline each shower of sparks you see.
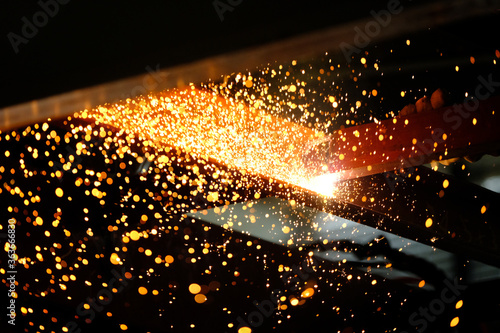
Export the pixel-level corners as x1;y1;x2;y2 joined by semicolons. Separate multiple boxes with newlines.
0;58;371;332
82;87;337;197
1;48;498;333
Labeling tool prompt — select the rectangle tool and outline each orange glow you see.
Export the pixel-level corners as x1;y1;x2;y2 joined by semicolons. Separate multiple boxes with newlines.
301;287;315;298
194;294;207;304
138;287;148;295
165;255;174;264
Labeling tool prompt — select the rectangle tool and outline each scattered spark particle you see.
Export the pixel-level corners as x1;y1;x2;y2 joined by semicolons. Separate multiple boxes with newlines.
138;287;148;295
189;283;201;294
301;288;315;298
194;294;207;304
55;188;64;197
450;317;459;327
130;230;140;241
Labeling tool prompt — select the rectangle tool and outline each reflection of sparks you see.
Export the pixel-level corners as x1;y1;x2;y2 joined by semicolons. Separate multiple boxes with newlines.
299;173;340;197
82;88;335;195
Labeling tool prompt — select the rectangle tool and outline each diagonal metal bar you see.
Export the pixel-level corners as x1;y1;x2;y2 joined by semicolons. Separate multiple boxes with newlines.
0;0;497;132
303;96;500;180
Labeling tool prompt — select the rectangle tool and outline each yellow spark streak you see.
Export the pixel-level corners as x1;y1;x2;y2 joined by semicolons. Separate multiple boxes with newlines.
81;88;336;196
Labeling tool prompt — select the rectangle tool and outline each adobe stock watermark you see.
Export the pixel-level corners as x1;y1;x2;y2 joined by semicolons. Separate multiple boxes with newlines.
384;73;500;192
340;0;403;63
7;0;72;54
6;218;17;326
61;266;134;333
402;278;467;333
212;0;243;22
